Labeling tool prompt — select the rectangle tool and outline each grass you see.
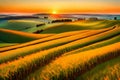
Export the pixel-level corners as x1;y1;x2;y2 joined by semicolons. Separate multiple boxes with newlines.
0;27;119;80
77;56;120;80
25;42;120;80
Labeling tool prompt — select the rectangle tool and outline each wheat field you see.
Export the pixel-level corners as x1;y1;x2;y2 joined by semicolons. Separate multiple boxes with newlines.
0;20;120;80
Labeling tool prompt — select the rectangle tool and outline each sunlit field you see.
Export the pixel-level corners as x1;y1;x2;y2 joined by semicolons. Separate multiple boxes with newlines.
0;14;120;80
0;0;120;79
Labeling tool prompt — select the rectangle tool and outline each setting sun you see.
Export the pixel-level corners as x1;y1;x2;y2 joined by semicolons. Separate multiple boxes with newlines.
52;11;57;14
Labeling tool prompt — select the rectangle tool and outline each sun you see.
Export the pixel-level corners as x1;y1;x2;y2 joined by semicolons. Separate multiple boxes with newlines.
52;11;57;14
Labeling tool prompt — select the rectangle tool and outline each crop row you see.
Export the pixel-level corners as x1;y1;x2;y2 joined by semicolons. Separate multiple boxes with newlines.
0;27;119;80
0;30;95;64
26;42;120;80
0;27;113;64
0;30;88;52
63;34;120;56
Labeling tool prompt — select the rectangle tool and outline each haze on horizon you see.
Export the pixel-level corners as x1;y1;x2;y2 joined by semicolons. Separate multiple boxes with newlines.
0;0;120;14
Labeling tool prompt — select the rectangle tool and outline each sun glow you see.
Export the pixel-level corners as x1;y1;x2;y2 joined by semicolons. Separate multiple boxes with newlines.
52;11;57;14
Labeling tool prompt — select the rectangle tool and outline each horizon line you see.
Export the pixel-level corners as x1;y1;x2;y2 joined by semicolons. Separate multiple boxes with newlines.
0;12;120;15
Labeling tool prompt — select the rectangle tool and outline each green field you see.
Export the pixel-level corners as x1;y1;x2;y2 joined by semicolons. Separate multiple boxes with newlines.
0;20;40;31
0;19;63;33
0;19;119;34
41;20;120;34
0;19;120;80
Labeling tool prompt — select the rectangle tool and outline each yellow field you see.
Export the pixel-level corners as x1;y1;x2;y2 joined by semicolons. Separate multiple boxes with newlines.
0;20;120;80
26;42;120;80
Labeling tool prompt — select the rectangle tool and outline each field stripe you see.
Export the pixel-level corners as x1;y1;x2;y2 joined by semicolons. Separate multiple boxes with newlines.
0;26;114;52
25;42;120;80
0;27;116;64
0;27;112;52
63;34;120;56
0;27;119;80
0;30;88;52
0;30;102;63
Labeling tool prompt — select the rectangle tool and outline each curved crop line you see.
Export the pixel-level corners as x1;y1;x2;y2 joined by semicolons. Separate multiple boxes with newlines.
0;34;53;48
0;27;116;64
24;28;120;80
0;27;119;80
0;30;100;64
63;34;120;56
0;30;88;52
0;26;118;65
0;26;114;52
25;43;120;80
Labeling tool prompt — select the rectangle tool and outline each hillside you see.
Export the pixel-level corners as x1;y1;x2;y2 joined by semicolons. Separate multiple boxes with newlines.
0;24;120;80
0;28;54;47
41;20;120;34
0;20;42;31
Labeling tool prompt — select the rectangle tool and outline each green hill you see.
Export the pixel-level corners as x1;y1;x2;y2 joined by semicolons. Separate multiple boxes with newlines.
41;20;120;34
0;28;53;43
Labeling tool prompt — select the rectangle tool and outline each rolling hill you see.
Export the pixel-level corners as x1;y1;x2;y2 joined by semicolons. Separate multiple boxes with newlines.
41;20;120;34
0;28;54;47
0;19;120;80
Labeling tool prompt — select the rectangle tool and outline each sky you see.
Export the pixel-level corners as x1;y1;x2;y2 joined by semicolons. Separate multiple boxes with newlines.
0;0;120;14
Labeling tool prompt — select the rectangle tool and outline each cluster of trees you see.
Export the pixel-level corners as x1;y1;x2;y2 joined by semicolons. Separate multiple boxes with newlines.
52;19;72;23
